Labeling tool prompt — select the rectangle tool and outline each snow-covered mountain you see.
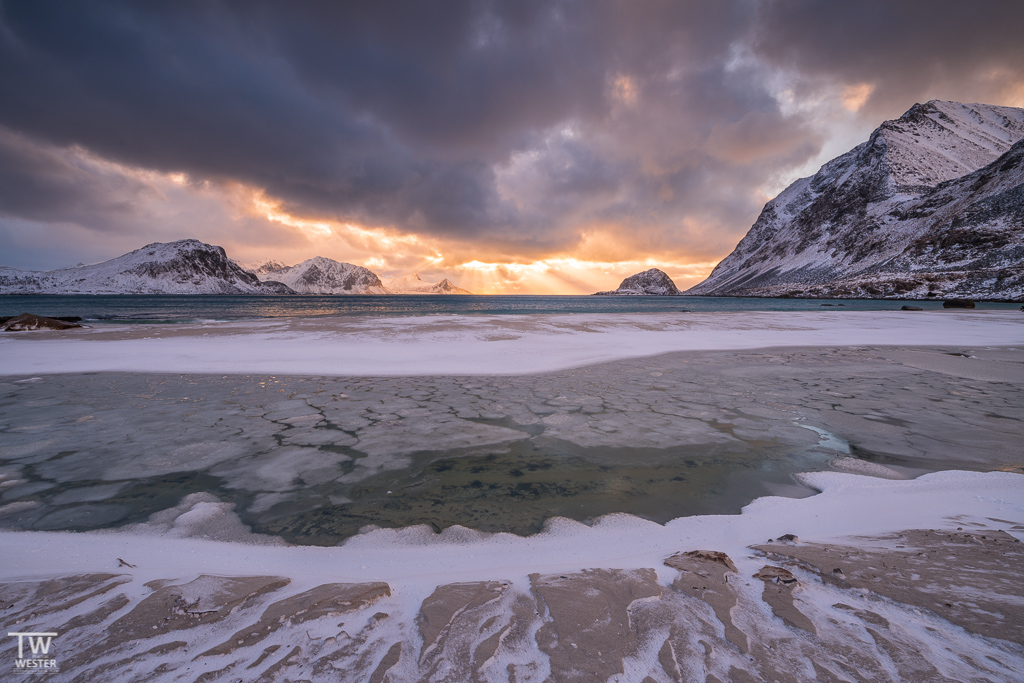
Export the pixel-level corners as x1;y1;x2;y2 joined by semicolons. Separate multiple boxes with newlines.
594;268;682;295
688;100;1024;300
243;258;289;277
0;239;293;294
384;272;472;294
252;256;388;294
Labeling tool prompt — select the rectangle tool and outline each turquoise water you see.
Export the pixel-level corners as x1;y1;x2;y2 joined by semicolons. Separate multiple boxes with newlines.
1;294;1018;324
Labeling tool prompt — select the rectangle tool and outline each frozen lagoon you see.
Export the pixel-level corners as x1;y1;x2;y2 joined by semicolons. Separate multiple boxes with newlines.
1;310;1023;540
1;310;1023;680
1;343;1023;542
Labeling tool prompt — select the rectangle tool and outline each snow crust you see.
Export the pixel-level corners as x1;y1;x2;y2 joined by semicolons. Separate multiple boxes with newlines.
2;310;1021;377
0;469;1020;588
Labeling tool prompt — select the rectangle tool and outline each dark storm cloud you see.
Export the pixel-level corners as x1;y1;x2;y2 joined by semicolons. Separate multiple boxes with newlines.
752;0;1024;114
0;1;430;225
0;0;1022;264
0;126;151;230
0;0;759;248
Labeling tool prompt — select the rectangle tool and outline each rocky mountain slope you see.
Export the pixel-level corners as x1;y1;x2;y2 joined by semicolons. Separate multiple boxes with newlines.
251;256;388;294
0;240;293;295
594;268;682;295
384;272;472;294
688;100;1024;300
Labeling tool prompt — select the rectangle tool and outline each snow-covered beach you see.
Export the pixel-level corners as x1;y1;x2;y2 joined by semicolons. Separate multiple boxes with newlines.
1;470;1022;681
2;310;1023;680
2;309;1023;376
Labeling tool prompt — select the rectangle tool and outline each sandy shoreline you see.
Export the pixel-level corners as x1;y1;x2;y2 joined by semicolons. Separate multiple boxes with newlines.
2;311;1023;680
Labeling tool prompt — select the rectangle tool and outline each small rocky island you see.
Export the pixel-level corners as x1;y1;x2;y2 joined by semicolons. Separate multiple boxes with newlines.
594;268;682;295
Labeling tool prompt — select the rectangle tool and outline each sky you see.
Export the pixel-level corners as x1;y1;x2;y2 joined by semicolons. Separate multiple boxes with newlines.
1;1;1023;294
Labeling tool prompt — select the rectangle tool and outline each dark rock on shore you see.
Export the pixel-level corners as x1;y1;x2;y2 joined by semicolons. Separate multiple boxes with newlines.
1;313;84;331
943;299;976;308
0;315;81;324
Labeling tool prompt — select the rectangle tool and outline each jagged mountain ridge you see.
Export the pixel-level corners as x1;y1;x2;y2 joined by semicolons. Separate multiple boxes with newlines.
688;100;1024;300
0;240;293;295
384;272;472;294
244;258;288;277
594;268;682;295
0;242;474;296
252;256;388;294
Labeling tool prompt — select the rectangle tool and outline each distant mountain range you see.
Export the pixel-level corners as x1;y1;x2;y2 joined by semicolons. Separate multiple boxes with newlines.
0;240;292;295
384;272;471;295
687;100;1024;300
246;256;389;294
0;241;471;295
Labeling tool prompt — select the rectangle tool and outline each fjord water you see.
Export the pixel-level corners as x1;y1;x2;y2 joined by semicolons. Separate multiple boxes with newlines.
2;294;1021;324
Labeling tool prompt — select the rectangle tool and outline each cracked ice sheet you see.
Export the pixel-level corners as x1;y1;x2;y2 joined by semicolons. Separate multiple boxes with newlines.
1;310;1023;376
2;344;1023;543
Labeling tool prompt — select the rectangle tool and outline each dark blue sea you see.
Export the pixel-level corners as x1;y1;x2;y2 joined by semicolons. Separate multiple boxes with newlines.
0;294;1018;324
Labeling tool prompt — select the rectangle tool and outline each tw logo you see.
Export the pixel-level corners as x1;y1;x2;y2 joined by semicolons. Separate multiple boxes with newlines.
8;632;59;673
10;633;56;659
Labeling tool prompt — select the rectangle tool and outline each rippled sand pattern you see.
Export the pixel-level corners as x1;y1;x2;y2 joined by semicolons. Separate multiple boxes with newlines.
2;526;1022;681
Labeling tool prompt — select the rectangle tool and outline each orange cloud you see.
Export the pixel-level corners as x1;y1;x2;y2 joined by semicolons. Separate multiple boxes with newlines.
840;83;875;112
213;185;723;293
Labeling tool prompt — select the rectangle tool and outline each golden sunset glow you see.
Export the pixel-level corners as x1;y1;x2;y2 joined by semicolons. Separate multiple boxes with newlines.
221;186;720;290
247;191;444;268
4;1;1024;291
227;188;719;293
454;257;717;294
